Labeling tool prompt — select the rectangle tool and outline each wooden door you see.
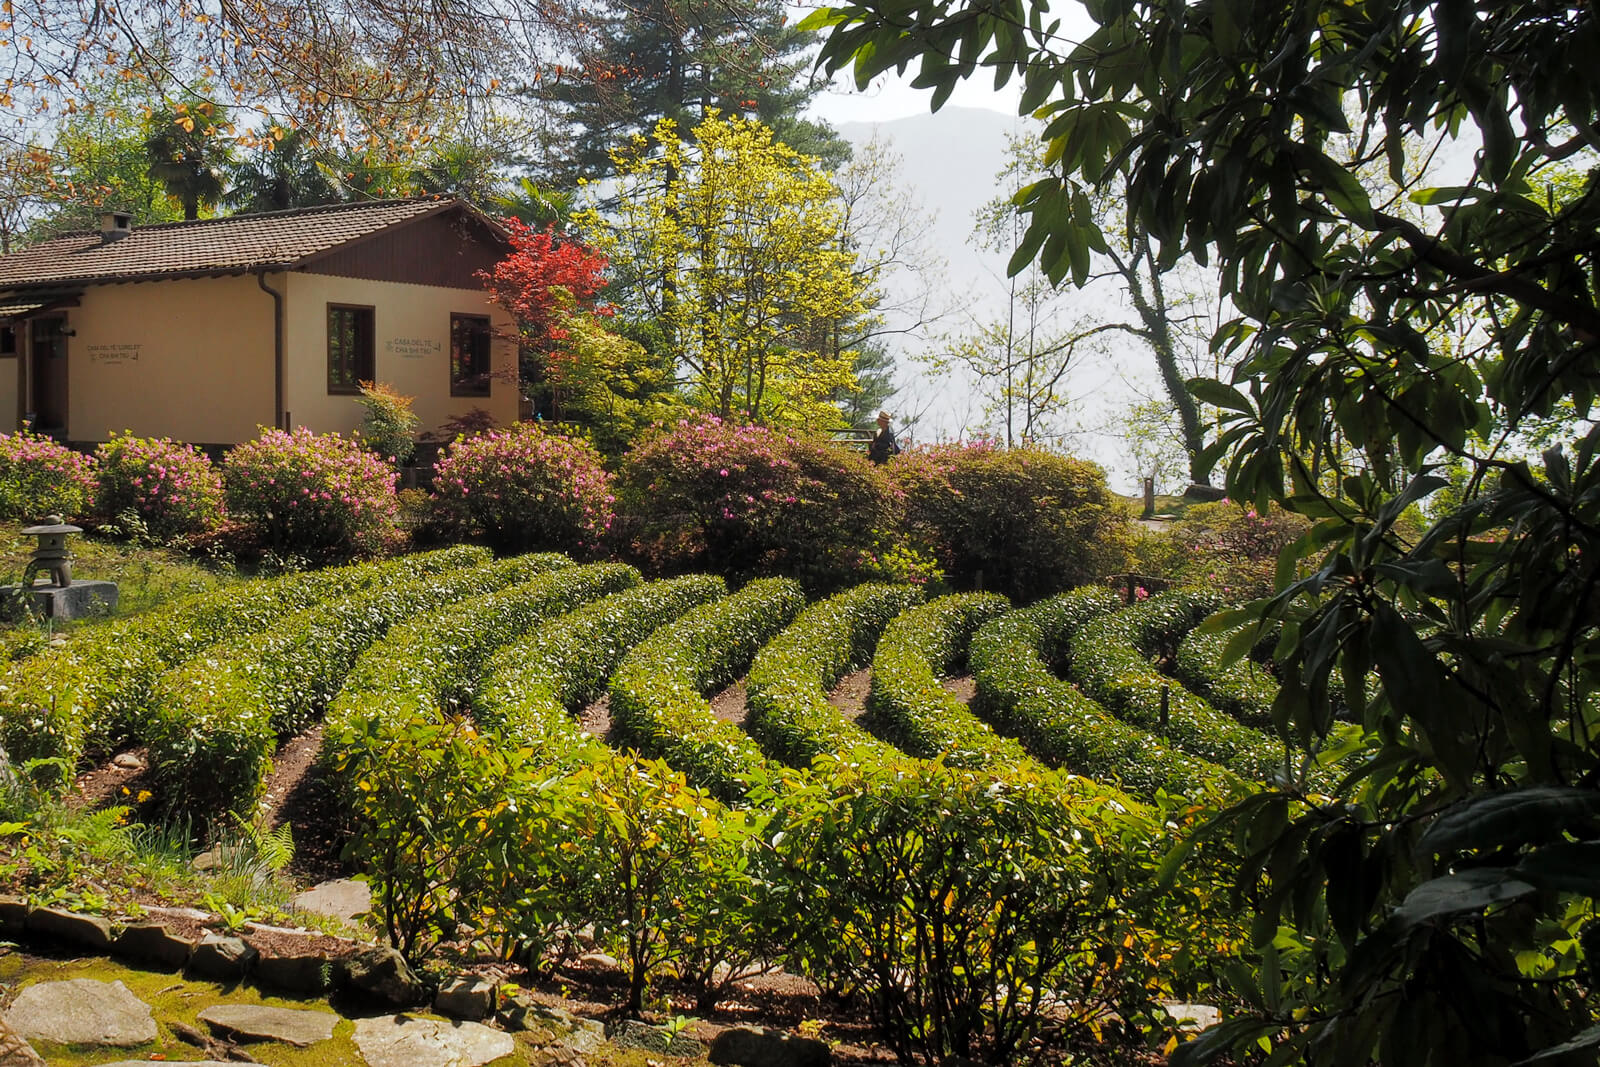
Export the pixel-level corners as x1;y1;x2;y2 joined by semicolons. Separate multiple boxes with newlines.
29;317;66;433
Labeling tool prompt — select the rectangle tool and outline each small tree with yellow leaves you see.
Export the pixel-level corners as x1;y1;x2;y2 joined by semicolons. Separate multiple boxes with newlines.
578;114;867;428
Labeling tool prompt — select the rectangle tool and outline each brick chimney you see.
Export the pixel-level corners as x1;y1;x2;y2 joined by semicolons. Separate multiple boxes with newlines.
99;211;133;243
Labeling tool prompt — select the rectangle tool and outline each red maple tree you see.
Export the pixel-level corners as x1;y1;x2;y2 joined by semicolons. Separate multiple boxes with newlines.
480;218;611;350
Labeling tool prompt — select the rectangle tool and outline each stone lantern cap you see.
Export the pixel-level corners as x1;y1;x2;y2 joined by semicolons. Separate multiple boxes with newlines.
21;516;82;537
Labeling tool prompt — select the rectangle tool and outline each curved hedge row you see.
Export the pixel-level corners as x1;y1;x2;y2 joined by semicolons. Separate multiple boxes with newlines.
607;577;806;800
144;552;572;816
324;562;642;807
970;589;1238;799
0;545;488;775
1173;628;1278;729
475;574;727;757
865;593;1031;769
744;582;922;767
1069;590;1291;780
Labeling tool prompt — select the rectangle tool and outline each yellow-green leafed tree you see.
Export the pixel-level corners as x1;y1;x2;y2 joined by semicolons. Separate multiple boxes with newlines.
578;113;866;428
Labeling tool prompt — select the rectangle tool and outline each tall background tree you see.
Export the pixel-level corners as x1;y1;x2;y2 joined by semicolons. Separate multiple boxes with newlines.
535;0;848;187
808;1;1600;1065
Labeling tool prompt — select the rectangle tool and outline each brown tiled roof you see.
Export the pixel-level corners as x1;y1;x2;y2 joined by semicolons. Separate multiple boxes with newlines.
0;198;476;289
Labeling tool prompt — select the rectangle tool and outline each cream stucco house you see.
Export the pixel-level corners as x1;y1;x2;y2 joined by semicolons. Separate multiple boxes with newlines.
0;197;519;447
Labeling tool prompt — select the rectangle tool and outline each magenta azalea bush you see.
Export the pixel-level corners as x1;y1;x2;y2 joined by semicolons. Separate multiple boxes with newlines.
0;430;96;521
888;442;1131;603
614;416;895;590
223;427;399;559
94;433;225;540
429;423;614;554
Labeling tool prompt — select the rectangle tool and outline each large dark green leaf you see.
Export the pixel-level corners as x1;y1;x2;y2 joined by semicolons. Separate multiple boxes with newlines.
1418;787;1600;856
1393;869;1536;928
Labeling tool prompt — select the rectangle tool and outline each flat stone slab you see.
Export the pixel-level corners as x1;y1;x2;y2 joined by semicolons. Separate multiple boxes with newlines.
5;978;157;1046
293;878;370;923
198;1004;339;1047
353;1014;515;1067
1163;1002;1222;1031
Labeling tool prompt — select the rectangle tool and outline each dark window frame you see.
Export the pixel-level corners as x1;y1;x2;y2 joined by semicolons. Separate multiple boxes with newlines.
327;304;375;395
450;313;493;398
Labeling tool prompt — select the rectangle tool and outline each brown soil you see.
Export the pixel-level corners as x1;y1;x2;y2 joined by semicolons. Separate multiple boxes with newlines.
942;675;977;703
71;748;154;811
578;694;611;738
708;679;748;726
828;668;872;721
260;724;354;885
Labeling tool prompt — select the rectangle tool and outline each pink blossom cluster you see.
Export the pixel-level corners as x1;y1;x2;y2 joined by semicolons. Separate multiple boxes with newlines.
94;432;225;539
223;427;399;557
617;416;893;587
0;429;97;521
430;422;615;553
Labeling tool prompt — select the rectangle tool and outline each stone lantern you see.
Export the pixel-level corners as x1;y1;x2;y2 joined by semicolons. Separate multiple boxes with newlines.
21;515;80;588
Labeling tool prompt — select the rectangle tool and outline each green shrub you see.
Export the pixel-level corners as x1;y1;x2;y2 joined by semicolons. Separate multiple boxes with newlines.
145;552;572;818
1173;627;1278;729
1069;590;1293;780
613;416;896;592
0;429;96;521
607;576;805;799
744;582;922;767
888;442;1131;603
767;756;1177;1064
475;574;727;756
93;433;225;541
325;562;639;821
354;381;419;466
865;592;1030;768
970;588;1239;799
0;545;489;773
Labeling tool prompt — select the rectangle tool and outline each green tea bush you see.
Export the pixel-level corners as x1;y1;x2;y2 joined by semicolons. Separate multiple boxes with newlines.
613;416;895;592
768;757;1177;1064
970;589;1238;799
145;553;571;817
475;575;726;755
744;582;922;767
0;546;489;773
429;423;615;555
865;592;1030;768
222;427;400;560
888;442;1130;603
93;433;225;541
325;562;638;820
1070;591;1292;780
1173;627;1278;729
607;576;805;799
0;429;95;521
354;381;419;466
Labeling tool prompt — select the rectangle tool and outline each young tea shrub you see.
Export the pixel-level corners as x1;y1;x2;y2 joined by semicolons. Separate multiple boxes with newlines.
614;416;896;591
429;422;614;555
223;427;399;559
768;758;1174;1064
0;429;95;521
889;442;1131;603
94;433;225;540
354;381;420;466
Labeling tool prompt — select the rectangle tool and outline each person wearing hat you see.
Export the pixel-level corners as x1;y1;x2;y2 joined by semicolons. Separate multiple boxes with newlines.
867;410;901;464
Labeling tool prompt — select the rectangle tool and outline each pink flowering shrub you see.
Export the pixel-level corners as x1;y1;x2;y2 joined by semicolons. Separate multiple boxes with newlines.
614;416;896;590
1169;500;1309;598
223;427;399;559
94;433;225;540
887;442;1130;603
429;423;614;554
0;430;96;521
